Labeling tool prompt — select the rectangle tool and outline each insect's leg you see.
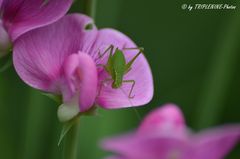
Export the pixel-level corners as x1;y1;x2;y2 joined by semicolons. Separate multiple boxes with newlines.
98;78;112;97
124;47;144;74
96;64;105;67
122;80;136;99
122;47;144;52
97;44;115;60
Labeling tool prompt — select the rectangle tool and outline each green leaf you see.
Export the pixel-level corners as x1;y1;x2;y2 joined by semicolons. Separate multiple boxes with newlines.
41;92;62;104
58;120;75;146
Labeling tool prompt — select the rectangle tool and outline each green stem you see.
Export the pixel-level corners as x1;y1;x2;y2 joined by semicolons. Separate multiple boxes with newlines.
195;13;240;129
63;118;80;159
83;0;97;19
62;1;97;158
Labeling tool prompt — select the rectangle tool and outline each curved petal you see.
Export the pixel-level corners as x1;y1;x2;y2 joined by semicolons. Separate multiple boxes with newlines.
63;52;98;112
13;14;97;93
0;20;11;57
93;29;154;109
105;157;128;159
2;0;73;41
138;104;186;137
190;125;240;159
102;133;188;159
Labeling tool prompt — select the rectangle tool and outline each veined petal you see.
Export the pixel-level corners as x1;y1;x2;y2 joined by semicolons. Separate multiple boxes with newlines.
13;14;97;93
138;104;186;137
190;125;240;159
2;0;73;41
63;52;98;112
93;29;154;109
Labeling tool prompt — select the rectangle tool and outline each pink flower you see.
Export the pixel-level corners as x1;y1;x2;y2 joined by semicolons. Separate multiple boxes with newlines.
13;14;153;122
0;0;73;55
102;104;240;159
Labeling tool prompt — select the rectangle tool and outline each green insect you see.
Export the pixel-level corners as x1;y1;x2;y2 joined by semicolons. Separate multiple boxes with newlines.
97;44;144;98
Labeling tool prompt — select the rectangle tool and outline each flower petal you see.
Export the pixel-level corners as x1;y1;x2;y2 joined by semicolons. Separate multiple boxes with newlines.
93;29;154;109
190;125;240;159
102;133;188;159
63;52;98;112
13;14;97;93
2;0;73;41
138;104;186;137
105;157;128;159
0;20;11;57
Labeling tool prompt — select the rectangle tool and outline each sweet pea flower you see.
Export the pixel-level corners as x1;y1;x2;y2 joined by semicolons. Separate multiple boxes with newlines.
102;104;240;159
0;0;73;56
13;14;153;122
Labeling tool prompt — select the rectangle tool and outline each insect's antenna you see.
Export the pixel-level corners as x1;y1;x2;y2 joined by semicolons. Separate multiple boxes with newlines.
119;87;142;121
133;107;142;122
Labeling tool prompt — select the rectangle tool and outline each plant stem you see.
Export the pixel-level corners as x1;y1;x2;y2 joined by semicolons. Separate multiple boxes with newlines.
194;13;240;130
62;1;97;158
63;118;80;159
83;0;97;19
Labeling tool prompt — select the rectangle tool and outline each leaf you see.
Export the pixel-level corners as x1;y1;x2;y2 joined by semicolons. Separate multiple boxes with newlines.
58;120;75;146
41;92;62;104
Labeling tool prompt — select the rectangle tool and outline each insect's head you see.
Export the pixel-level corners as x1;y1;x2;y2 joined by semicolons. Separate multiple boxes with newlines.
114;48;125;56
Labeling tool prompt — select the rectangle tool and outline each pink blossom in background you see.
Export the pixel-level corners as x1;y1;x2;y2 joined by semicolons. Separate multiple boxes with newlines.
0;0;73;55
13;14;153;122
102;104;240;159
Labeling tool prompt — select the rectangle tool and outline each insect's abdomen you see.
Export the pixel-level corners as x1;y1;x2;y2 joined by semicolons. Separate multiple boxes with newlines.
112;50;126;88
112;70;122;88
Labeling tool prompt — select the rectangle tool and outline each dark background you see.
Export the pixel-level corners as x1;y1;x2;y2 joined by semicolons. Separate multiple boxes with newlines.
0;0;239;158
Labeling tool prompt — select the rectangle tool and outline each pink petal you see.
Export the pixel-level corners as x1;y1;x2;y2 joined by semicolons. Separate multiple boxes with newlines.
102;133;188;159
190;125;240;159
105;157;128;159
93;29;153;109
138;104;186;137
0;20;11;57
63;52;98;112
2;0;73;41
13;14;98;93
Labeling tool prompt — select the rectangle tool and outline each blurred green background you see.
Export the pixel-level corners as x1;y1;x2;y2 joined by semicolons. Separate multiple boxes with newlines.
0;0;240;158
